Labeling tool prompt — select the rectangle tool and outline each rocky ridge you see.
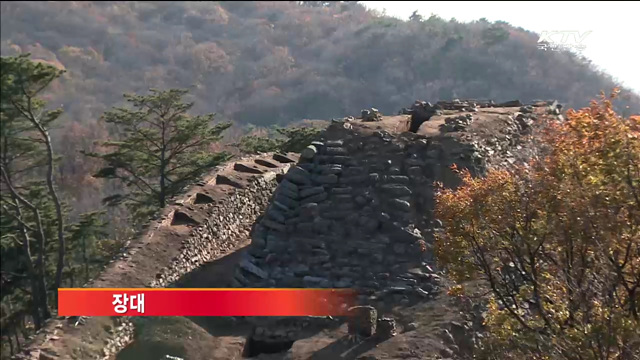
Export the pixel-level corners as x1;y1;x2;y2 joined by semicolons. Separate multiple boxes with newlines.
227;100;559;356
14;99;562;360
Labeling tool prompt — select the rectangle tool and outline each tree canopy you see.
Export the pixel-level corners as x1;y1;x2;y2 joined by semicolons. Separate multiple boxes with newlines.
434;91;640;359
85;88;232;220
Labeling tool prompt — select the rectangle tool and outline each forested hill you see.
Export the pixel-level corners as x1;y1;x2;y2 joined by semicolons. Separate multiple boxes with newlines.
1;1;638;131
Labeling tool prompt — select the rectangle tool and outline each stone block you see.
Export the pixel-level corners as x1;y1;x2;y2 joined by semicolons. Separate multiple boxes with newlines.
348;306;377;337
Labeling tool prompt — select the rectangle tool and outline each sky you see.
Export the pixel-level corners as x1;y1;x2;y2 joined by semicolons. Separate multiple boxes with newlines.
361;1;640;94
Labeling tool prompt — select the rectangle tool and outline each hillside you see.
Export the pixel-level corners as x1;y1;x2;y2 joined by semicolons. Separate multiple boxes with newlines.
2;1;639;128
1;1;638;220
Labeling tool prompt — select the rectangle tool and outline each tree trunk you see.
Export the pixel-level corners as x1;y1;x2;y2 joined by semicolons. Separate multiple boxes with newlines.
12;199;45;329
1;167;51;326
83;236;89;284
38;129;65;300
7;334;15;356
33;207;52;320
15;95;65;307
160;121;167;208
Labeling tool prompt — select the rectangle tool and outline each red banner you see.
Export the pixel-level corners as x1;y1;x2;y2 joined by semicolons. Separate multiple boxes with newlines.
58;288;357;317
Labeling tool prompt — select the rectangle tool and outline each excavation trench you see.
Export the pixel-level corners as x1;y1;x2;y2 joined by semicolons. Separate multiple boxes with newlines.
116;247;262;359
243;336;295;358
116;244;314;359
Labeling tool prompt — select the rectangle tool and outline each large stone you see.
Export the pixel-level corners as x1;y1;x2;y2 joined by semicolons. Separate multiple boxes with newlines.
298;162;316;172
279;179;299;194
385;175;410;184
216;174;244;188
299;186;326;199
262;219;286;232
303;276;331;288
313;219;332;233
285;166;312;185
332;202;354;211
332;194;353;202
274;194;299;209
276;187;298;200
234;162;265;174
301;145;318;160
340;174;369;184
308;255;331;265
318;164;343;175
299;203;320;218
255;159;279;168
390;199;411;212
331;187;353;195
312;174;339;184
273;153;296;163
334;279;353;288
325;147;348;156
266;207;287;223
321;155;350;164
322;210;353;220
251;236;266;248
376;318;397;338
281;275;303;287
343;167;366;177
380;184;412;196
272;201;292;213
406;166;423;178
296;222;315;233
291;264;310;276
239;259;268;279
361;218;380;232
404;158;425;167
291;236;326;249
301;192;328;204
348;306;377;337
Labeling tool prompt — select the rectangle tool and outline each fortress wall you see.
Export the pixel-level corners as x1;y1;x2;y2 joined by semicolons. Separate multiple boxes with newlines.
15;153;297;360
16;100;560;360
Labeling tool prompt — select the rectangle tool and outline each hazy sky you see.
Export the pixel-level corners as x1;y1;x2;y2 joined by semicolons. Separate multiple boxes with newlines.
361;1;640;94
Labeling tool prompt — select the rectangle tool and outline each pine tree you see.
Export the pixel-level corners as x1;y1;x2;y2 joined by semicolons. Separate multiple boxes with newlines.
85;88;232;222
1;55;108;340
1;54;66;326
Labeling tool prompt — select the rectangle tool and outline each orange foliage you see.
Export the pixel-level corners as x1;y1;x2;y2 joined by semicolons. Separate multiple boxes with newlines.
434;90;640;359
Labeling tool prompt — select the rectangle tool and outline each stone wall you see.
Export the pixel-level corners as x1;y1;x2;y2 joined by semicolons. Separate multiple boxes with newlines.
229;101;558;346
14;153;297;360
16;99;561;359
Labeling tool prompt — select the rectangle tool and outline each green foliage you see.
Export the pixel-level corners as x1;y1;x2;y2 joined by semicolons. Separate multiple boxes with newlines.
482;25;510;46
85;88;232;221
236;126;323;155
65;211;108;285
0;54;64;179
1;55;109;354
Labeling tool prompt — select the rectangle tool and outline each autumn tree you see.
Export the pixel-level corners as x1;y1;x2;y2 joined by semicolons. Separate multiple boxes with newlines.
85;88;232;222
434;90;640;359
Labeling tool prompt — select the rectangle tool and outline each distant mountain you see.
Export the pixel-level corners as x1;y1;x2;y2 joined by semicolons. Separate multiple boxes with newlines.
1;1;638;132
